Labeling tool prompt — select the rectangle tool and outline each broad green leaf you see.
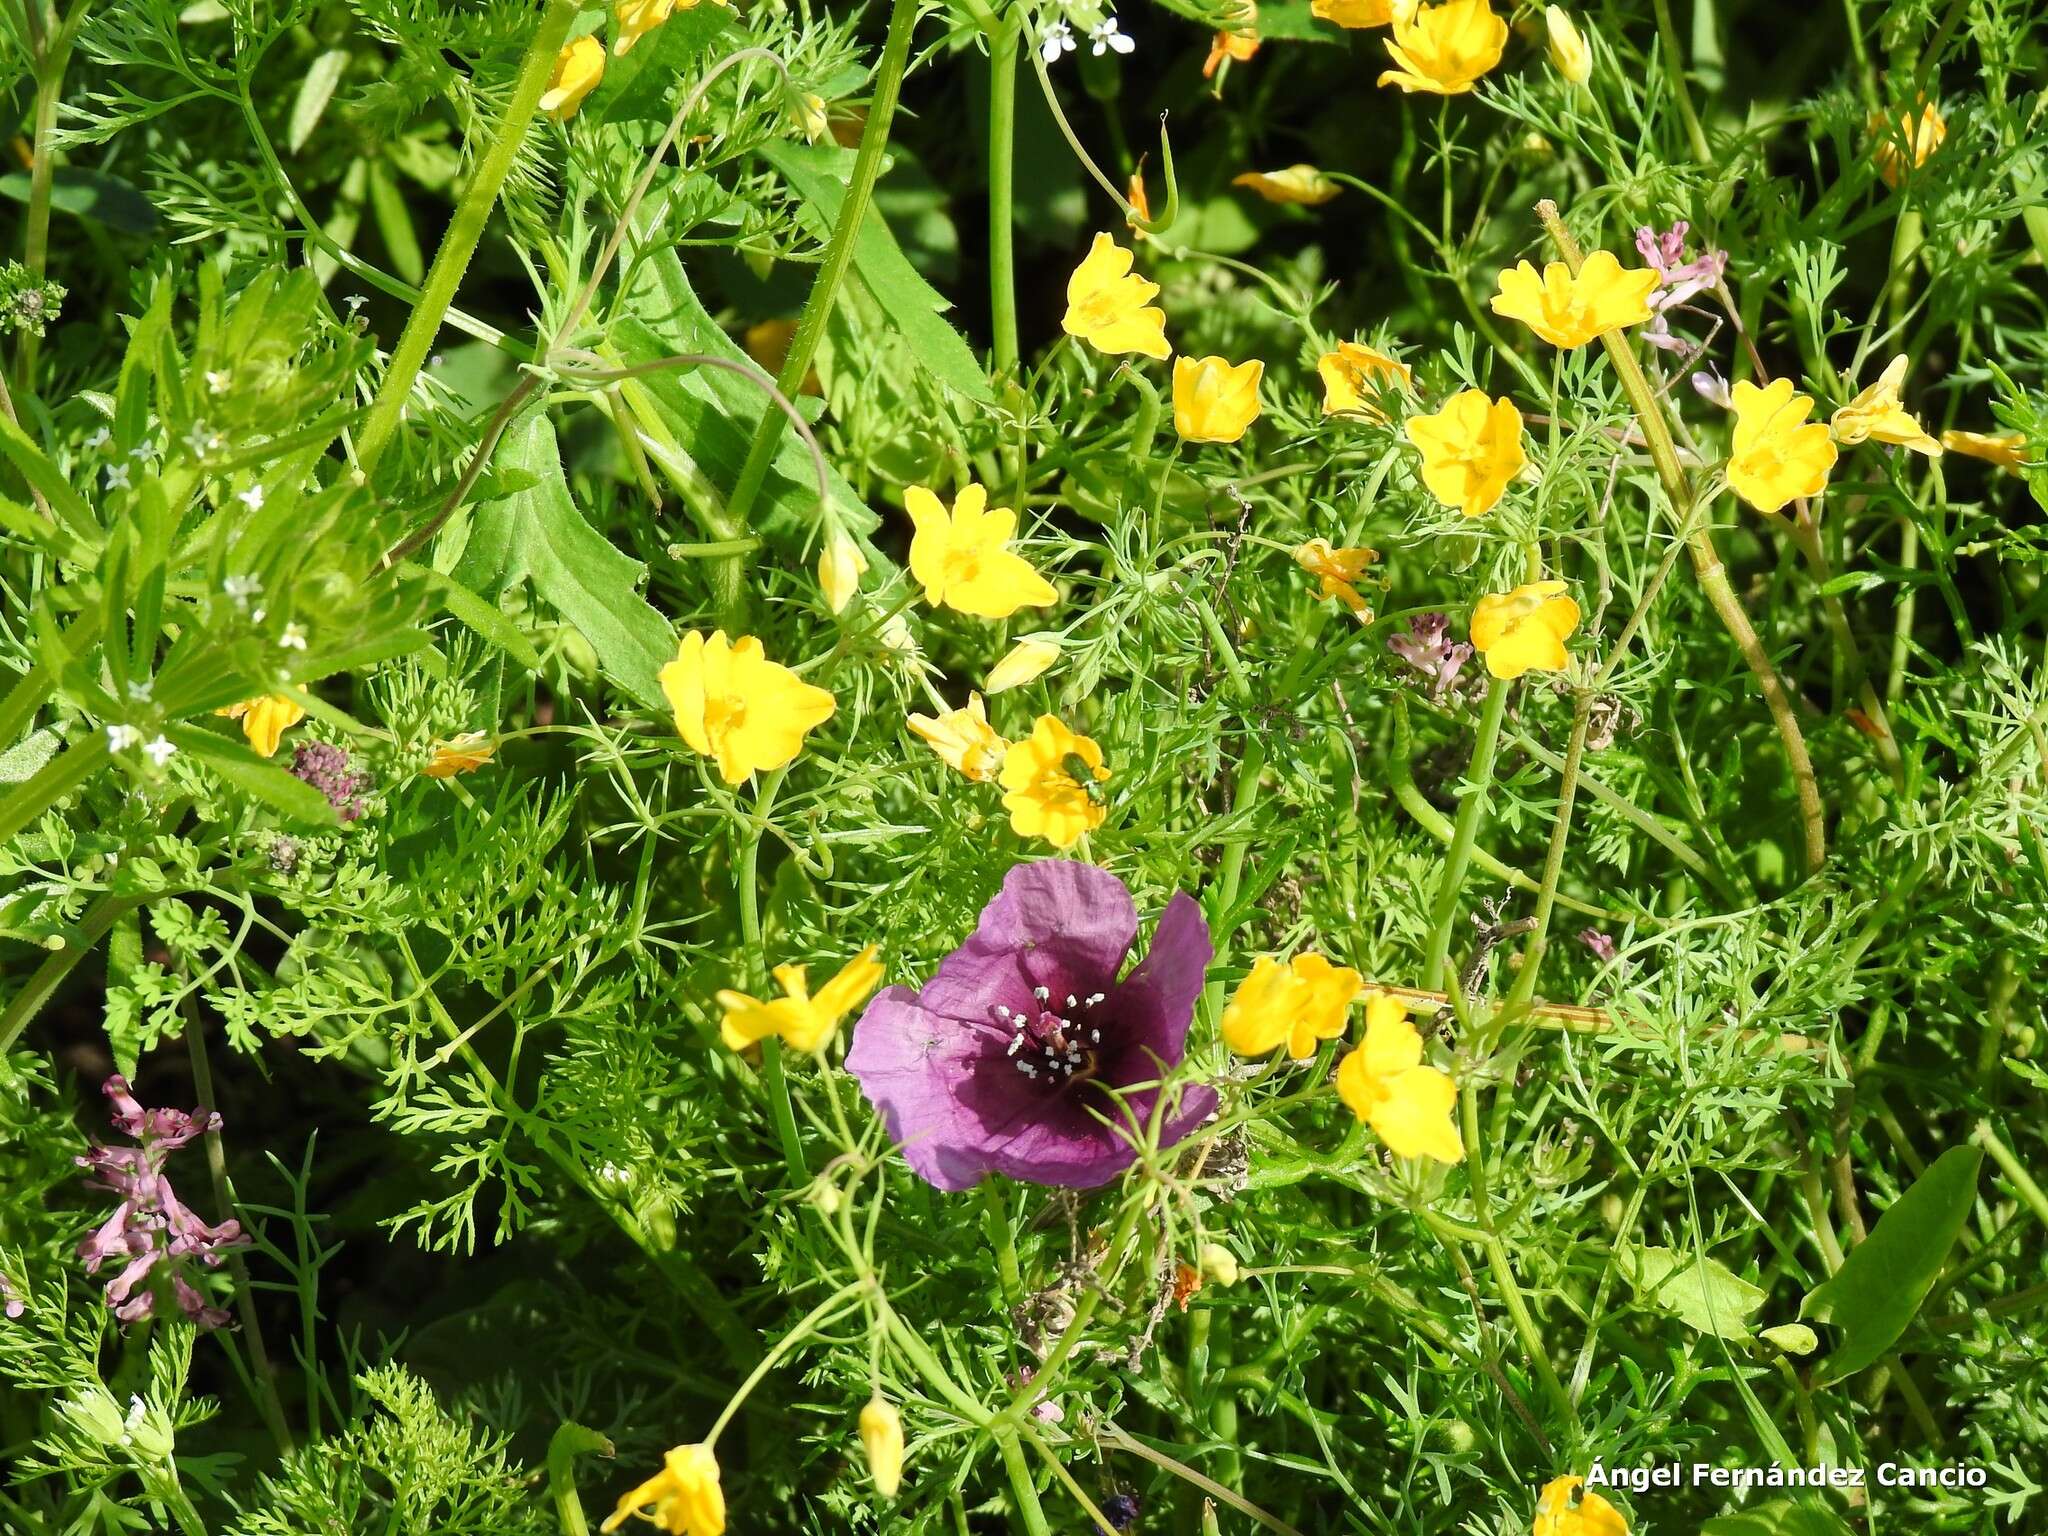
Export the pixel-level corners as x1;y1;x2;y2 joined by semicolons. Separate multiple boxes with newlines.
1623;1244;1765;1340
289;48;351;154
460;408;673;711
1701;1499;1854;1536
165;724;338;826
1800;1143;1982;1385
0;414;99;546
757;140;994;406
0;727;59;784
1760;1323;1819;1356
403;561;542;669
0;168;158;233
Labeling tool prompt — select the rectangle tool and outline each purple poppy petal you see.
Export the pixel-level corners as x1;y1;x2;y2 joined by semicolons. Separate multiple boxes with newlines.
917;861;1136;1025
846;988;1013;1191
1105;892;1212;1072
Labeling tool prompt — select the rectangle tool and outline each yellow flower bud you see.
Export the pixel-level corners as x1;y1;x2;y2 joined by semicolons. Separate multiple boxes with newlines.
1197;1242;1240;1286
858;1396;905;1498
985;637;1060;694
1543;6;1591;87
818;531;867;615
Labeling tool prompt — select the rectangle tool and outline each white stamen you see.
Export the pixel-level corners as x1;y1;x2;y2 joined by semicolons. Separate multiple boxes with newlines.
1007;1036;1023;1055
1033;986;1049;1001
1065;995;1077;1009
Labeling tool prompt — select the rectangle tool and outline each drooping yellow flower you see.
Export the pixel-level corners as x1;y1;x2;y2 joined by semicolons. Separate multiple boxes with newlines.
1311;0;1395;27
985;637;1060;694
1125;168;1153;235
858;1397;905;1498
1830;355;1942;456
1221;952;1363;1059
1293;539;1376;620
907;693;1008;782
1318;341;1413;420
1533;1475;1630;1536
1202;5;1260;80
1871;102;1945;188
1490;251;1658;349
1173;356;1264;444
541;35;605;118
1726;378;1837;514
602;1443;725;1536
1544;7;1592;87
999;716;1108;849
818;531;868;615
716;945;882;1054
422;731;494;778
905;483;1057;619
1335;994;1462;1162
613;0;722;56
1405;390;1526;518
1232;166;1341;205
1061;233;1171;360
1941;429;2027;470
1471;580;1580;680
216;695;304;758
1379;0;1507;95
659;630;836;785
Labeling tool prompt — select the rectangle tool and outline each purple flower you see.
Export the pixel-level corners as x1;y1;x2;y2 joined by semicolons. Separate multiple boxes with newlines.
1097;1492;1142;1533
1388;614;1472;701
846;861;1216;1191
0;1274;23;1320
289;741;370;821
1634;221;1728;353
1578;928;1618;963
77;1076;248;1329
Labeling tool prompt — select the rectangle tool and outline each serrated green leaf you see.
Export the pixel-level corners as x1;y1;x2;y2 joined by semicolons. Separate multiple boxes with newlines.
1800;1143;1982;1385
1623;1244;1765;1339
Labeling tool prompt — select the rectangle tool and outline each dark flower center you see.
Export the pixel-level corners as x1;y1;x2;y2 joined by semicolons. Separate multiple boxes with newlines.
991;985;1109;1086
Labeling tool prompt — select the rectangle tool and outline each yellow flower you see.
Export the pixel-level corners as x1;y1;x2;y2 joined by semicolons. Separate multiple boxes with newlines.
1202;12;1260;80
613;0;722;56
1941;429;2027;470
1405;389;1526;518
1471;580;1579;680
1061;233;1171;360
602;1443;725;1536
216;695;304;758
1871;102;1945;188
541;35;605;118
1172;356;1264;444
1335;994;1463;1162
985;637;1060;694
908;693;1008;782
659;630;836;785
1726;378;1837;514
905;483;1057;619
796;92;831;143
1830;354;1941;456
1221;952;1363;1059
422;731;494;778
1311;0;1395;26
1318;341;1413;420
716;945;882;1054
999;716;1108;849
1379;0;1506;95
1231;165;1341;205
858;1397;905;1498
1293;539;1377;621
1533;1475;1629;1536
1544;6;1592;86
818;531;867;615
1490;250;1658;349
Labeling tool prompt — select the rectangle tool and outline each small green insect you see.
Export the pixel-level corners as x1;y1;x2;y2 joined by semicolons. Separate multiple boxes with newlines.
1059;752;1107;803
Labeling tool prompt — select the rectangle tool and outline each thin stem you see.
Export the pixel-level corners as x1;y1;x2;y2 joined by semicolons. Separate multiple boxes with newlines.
1648;0;1712;166
986;12;1021;378
1536;200;1825;876
1420;677;1509;992
1505;682;1594;1007
546;1423;615;1536
718;0;920;593
354;0;578;474
0;892;142;1054
995;1427;1053;1536
737;766;806;1181
704;1281;867;1445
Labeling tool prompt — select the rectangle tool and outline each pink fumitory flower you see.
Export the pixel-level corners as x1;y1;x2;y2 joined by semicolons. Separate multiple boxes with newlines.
1634;221;1727;354
1387;614;1472;701
77;1076;248;1329
846;860;1215;1190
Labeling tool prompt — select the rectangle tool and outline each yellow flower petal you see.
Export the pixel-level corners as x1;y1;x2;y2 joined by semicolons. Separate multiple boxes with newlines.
1544;6;1592;86
658;630;836;785
1405;389;1526;517
1470;580;1580;680
602;1442;725;1536
1311;0;1395;26
1221;953;1363;1058
422;731;494;778
1830;354;1941;456
216;695;305;758
903;483;1057;619
1231;165;1341;205
1378;0;1506;95
541;34;606;118
998;715;1107;849
1489;250;1658;349
1172;355;1265;444
1727;377;1837;514
1318;341;1412;419
818;531;868;615
907;693;1008;781
1334;994;1463;1163
985;637;1061;694
1870;102;1945;187
1940;428;2027;470
1534;1475;1630;1536
1061;233;1171;359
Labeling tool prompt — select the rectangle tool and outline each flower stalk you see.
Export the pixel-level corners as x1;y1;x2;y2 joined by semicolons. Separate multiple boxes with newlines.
1536;199;1826;876
1419;676;1509;993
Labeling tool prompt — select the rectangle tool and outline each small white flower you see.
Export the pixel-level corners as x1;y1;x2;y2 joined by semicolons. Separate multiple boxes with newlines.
278;623;308;651
129;442;156;464
344;294;367;313
84;426;110;451
1089;17;1134;54
223;573;262;609
205;369;232;395
103;463;129;491
1040;20;1075;61
238;484;265;510
142;735;176;766
183;420;215;457
106;724;140;752
126;679;153;703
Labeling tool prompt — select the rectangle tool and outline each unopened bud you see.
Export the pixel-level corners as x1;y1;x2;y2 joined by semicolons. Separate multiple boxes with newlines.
1544;6;1592;87
858;1395;904;1497
1197;1242;1240;1287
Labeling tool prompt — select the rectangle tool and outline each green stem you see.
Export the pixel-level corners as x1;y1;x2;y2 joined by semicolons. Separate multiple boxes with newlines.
546;1422;615;1536
704;1281;867;1445
1420;678;1509;993
17;48;66;390
1505;684;1593;1008
995;1427;1052;1536
353;0;578;474
1648;0;1712;166
0;889;140;1055
737;766;806;1181
718;0;920;596
1537;200;1825;876
986;13;1021;378
1973;1122;2048;1231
